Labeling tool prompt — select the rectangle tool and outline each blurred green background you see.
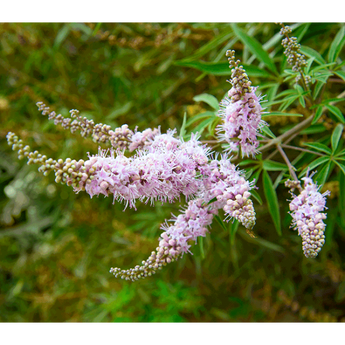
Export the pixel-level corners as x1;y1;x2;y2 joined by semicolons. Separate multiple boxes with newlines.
1;23;345;322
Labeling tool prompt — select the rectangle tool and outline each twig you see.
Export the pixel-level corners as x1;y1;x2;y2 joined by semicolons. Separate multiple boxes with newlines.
281;144;324;157
276;144;299;183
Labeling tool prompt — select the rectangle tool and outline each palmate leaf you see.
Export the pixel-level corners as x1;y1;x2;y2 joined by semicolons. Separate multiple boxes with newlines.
262;170;281;236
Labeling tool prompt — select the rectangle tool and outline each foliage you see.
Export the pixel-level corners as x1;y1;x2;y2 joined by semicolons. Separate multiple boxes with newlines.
1;23;345;322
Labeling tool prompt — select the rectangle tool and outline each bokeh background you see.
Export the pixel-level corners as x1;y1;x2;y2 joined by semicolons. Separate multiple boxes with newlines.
1;23;345;322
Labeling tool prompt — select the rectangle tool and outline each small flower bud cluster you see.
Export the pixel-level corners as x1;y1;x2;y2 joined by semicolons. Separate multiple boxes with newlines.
6;132;97;189
226;50;252;97
128;127;160;152
110;242;183;281
36;102;133;150
279;24;310;84
287;174;330;258
6;132;57;176
110;197;215;281
54;158;96;190
281;36;307;73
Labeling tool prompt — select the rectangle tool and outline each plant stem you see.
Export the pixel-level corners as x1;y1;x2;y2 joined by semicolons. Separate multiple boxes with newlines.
260;115;313;154
276;144;299;183
281;144;324;156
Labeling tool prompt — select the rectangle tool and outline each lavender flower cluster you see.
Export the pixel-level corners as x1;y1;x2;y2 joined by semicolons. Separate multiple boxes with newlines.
286;175;330;258
7;103;257;281
111;156;256;281
6;50;331;282
217;50;265;157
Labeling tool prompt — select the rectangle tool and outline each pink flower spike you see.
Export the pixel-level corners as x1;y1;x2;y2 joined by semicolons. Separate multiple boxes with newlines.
287;173;330;258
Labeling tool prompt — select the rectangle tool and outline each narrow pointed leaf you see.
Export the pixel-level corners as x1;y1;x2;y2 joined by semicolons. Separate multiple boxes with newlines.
328;26;345;63
332;124;344;152
312;106;324;124
298;156;330;177
303;142;332;155
325;104;345;124
231;23;277;74
300;45;326;65
315;161;331;186
262;170;281;236
262;160;288;171
335;160;345;175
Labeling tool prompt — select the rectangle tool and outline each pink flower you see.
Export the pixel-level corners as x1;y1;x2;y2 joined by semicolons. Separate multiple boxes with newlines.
217;87;265;157
79;131;211;209
288;174;330;258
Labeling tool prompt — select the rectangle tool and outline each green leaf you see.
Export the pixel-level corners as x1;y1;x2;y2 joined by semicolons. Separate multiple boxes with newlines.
335;160;345;175
260;124;276;138
175;60;230;75
215;215;228;233
193;93;219;110
312;81;325;100
335;71;345;82
231;23;277;74
262;170;281;236
199;236;205;259
300;45;326;65
250;190;262;205
312;106;324;124
336;147;345;157
193;117;215;135
325;104;345;124
298;156;330;178
261;111;303;118
300;124;327;135
328;26;345;63
315;161;331;186
106;101;133;120
238;229;285;253
242;64;275;78
279;95;299;111
174;60;274;79
303;142;332;155
185;27;233;61
54;24;70;49
320;97;345;105
230;219;239;245
179;112;187;139
332;124;344;152
186;111;216;127
262;160;288;171
339;173;345;223
92;23;102;36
